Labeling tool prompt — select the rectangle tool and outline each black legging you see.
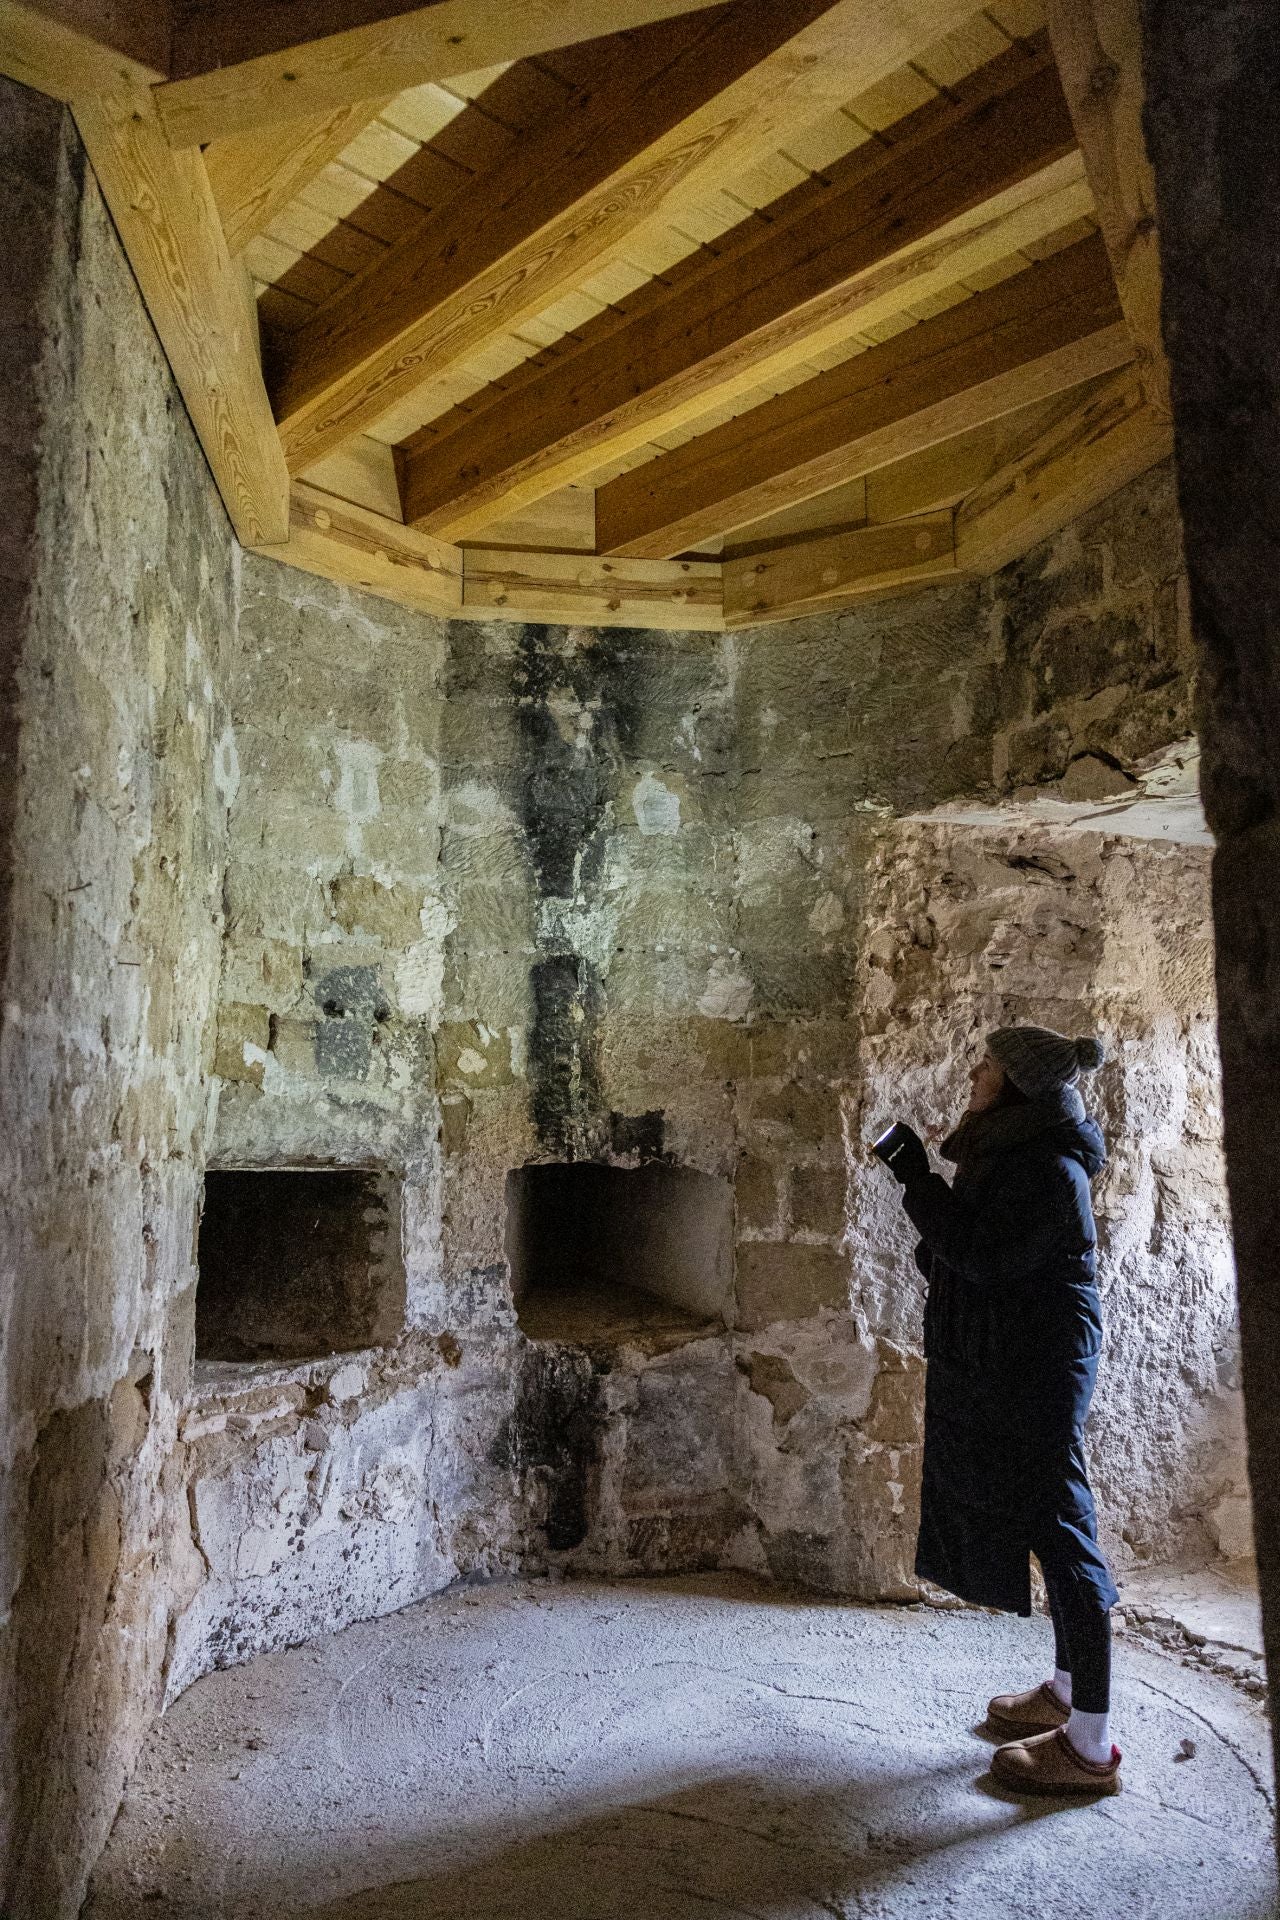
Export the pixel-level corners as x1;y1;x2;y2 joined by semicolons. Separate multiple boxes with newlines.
1045;1568;1112;1714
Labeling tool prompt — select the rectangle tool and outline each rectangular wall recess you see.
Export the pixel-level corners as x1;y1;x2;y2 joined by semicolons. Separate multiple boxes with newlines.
196;1167;404;1363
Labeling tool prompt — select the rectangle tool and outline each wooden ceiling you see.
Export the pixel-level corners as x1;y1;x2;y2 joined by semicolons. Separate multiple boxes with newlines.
2;0;1171;629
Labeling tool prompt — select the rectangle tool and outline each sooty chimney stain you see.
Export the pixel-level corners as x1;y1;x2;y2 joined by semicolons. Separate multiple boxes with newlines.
512;626;643;1158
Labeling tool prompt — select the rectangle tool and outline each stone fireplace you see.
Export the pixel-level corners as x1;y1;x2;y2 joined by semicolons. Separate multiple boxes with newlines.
505;1161;734;1344
195;1167;405;1365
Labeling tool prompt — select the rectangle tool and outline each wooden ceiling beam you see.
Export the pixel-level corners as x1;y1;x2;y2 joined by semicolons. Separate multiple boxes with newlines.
720;371;1173;626
72;76;290;546
596;231;1133;558
398;44;1086;540
270;482;718;630
461;546;722;629
268;0;979;475
263;482;462;615
954;365;1172;572
1044;0;1170;419
254;382;1175;633
723;514;957;627
154;0;743;148
204;99;389;256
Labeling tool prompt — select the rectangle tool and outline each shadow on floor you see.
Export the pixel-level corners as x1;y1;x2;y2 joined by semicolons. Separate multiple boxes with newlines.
302;1764;1069;1920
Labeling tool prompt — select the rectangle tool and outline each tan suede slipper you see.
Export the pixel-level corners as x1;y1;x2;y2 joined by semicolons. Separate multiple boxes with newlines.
991;1727;1122;1797
986;1680;1070;1736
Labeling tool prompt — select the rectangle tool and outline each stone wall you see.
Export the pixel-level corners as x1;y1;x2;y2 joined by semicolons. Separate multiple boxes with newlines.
848;818;1244;1582
171;452;1237;1687
1141;0;1280;1787
171;559;529;1696
0;82;236;1920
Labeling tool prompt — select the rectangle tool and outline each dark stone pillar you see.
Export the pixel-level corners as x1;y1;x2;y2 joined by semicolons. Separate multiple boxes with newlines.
1141;0;1280;1781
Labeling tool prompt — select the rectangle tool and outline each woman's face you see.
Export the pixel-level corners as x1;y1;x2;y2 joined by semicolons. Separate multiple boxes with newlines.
967;1051;1006;1114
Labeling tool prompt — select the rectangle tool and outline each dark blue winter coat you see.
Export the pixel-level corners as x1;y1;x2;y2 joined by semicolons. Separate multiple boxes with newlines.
903;1087;1119;1617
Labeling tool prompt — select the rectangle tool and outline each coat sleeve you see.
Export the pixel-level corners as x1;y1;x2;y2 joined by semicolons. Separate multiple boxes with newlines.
902;1153;1083;1286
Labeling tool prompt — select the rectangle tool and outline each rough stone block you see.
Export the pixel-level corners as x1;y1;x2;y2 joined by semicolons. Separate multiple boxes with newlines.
447;879;533;954
220;937;304;1013
331;873;425;945
790;1165;846;1238
741;1351;809;1428
436;1021;515;1090
214;1004;270;1085
688;1018;754;1081
378;756;441;814
358;814;442;880
268;1015;316;1076
861;1349;925;1446
740;945;854;1021
735;1155;779;1233
439;697;521;771
748;1080;840;1145
735;1242;849;1330
440;947;533;1027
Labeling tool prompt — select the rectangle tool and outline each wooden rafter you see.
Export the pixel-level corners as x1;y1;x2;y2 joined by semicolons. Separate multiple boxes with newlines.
954;365;1172;570
267;0;838;470
72;75;290;546
204;100;390;257
1044;0;1170;419
396;43;1085;540
267;0;979;474
0;0;166;96
154;0;744;147
596;232;1133;557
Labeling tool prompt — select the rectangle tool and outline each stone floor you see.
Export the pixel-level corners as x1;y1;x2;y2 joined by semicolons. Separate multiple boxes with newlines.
1116;1560;1266;1694
87;1576;1276;1920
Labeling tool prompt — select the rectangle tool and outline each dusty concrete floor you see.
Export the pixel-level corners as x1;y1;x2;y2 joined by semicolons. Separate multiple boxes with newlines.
87;1576;1275;1920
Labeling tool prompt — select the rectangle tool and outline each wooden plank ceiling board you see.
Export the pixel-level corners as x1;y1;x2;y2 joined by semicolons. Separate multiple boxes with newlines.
1044;0;1171;417
267;0;982;474
154;0;739;145
396;39;1085;539
72;75;290;546
595;230;1133;557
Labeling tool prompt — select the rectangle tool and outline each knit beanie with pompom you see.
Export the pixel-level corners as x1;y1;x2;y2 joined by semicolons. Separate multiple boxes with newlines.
987;1025;1105;1098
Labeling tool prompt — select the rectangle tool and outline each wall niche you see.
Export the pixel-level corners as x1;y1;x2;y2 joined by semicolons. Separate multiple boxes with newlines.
195;1168;405;1365
506;1161;734;1345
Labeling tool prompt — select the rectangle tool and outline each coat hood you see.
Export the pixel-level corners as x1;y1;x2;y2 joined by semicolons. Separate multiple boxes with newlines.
943;1083;1106;1181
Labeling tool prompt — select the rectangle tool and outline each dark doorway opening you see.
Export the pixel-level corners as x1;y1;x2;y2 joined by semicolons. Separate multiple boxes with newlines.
196;1167;404;1364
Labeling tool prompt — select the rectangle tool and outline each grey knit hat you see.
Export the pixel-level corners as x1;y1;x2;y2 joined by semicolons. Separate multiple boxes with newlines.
987;1025;1105;1098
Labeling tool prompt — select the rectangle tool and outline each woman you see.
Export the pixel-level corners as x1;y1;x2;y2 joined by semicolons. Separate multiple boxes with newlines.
879;1025;1121;1796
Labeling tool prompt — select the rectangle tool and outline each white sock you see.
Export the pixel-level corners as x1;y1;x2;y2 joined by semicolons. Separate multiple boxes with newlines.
1065;1707;1112;1765
1049;1668;1072;1707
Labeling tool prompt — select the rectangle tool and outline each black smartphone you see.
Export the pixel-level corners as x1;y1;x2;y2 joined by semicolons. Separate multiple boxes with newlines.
871;1121;917;1172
